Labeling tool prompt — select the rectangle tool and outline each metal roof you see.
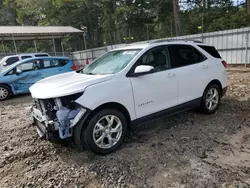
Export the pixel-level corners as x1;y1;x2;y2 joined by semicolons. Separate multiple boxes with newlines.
0;26;83;40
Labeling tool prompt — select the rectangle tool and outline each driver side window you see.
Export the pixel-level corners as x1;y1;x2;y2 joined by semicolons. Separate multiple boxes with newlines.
137;46;171;72
16;60;41;72
5;61;37;76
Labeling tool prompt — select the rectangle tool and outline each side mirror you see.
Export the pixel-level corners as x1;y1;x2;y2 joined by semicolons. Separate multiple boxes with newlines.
3;62;7;66
128;65;154;77
16;69;22;75
133;65;154;75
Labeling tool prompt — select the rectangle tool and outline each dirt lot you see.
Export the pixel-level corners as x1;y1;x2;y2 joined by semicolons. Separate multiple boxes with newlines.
1;68;250;188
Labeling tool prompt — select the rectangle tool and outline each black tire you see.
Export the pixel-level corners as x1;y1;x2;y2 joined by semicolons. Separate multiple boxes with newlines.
200;84;221;114
74;109;128;155
0;84;11;101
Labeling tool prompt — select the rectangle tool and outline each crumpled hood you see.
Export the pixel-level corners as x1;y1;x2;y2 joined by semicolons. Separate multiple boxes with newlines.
29;72;113;99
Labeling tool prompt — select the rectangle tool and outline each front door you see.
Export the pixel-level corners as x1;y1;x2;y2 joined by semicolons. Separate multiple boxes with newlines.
129;46;178;118
13;60;43;93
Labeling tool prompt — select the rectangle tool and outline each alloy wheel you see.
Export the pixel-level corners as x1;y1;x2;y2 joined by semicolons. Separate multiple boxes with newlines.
93;115;123;149
0;87;8;100
205;88;219;111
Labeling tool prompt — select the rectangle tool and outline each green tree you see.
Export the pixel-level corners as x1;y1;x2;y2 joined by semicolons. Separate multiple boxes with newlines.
0;0;248;53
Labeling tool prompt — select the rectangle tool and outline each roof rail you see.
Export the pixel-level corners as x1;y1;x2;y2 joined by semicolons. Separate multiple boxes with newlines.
150;39;203;44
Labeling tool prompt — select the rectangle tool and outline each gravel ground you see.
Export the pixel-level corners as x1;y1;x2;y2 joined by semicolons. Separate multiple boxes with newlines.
1;67;250;188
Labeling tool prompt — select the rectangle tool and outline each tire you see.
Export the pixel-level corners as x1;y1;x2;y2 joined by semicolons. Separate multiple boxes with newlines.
0;84;11;101
74;109;128;155
200;84;221;114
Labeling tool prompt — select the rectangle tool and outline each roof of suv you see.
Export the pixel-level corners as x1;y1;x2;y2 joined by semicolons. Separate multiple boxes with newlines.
113;40;213;51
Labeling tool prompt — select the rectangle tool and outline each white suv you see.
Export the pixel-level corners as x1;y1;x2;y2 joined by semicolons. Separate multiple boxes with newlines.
0;53;50;67
30;40;228;154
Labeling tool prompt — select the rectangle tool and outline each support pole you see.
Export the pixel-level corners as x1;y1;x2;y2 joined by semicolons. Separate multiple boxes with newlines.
80;26;87;50
201;12;204;42
52;35;56;55
12;35;17;54
61;41;65;56
33;40;37;52
245;31;249;68
146;25;149;40
170;19;173;37
1;40;6;55
83;34;87;50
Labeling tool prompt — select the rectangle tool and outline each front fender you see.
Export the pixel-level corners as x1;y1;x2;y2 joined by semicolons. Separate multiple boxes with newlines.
75;78;136;120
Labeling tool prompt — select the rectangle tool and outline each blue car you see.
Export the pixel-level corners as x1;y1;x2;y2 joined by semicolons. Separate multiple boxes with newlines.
0;56;76;100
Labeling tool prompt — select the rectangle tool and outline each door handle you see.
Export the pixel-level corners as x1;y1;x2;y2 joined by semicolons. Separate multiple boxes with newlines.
202;64;208;69
167;73;175;77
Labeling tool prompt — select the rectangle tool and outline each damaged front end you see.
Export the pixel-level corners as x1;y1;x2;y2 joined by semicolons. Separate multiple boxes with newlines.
32;93;87;140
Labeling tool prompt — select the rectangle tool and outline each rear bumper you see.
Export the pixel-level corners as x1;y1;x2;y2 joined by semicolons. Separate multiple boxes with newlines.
222;86;227;97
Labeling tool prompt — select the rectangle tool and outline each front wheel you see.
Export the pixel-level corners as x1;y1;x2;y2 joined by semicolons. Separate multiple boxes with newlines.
200;84;221;114
0;85;11;101
74;109;128;155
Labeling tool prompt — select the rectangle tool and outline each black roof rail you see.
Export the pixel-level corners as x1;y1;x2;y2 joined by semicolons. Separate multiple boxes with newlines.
150;39;203;44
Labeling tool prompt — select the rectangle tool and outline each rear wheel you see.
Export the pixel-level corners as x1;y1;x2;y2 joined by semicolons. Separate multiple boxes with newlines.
200;84;221;114
74;109;128;155
0;85;11;101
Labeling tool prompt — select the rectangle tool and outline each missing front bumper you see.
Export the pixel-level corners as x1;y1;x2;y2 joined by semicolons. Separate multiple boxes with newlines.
33;117;59;141
32;106;87;140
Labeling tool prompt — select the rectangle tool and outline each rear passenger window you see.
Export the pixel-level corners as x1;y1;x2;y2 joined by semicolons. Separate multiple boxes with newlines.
43;60;51;68
198;45;221;58
35;54;49;57
5;57;19;66
169;45;206;68
21;56;32;60
42;59;69;68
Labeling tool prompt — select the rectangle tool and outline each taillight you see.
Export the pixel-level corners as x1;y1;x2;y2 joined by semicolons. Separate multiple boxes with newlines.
71;64;78;70
222;60;227;68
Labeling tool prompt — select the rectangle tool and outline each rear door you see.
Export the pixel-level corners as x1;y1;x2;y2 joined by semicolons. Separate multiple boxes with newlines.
168;44;209;104
37;58;72;79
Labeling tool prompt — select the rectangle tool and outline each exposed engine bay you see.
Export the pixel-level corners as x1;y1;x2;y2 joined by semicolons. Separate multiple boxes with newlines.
32;92;86;140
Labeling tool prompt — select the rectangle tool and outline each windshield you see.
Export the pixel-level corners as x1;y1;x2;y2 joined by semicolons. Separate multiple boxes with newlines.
0;58;6;73
0;60;21;73
0;57;6;65
0;65;11;73
82;49;141;75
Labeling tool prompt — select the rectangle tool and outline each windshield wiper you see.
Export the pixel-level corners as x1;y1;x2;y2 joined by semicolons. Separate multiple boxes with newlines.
84;72;95;75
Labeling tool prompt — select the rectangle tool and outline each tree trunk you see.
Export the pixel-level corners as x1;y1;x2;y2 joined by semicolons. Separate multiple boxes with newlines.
172;0;181;36
247;0;250;12
247;0;250;25
247;1;250;15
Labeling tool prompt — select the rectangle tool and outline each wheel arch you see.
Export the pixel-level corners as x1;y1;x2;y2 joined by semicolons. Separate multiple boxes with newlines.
89;102;132;129
0;83;13;94
74;101;132;150
205;79;222;96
